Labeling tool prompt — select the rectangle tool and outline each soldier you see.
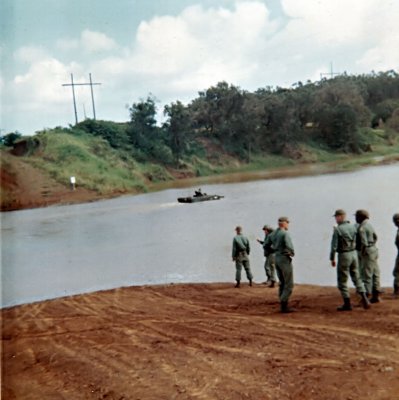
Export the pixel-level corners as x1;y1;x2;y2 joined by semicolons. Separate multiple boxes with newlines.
392;213;399;299
355;209;381;303
330;209;370;311
257;225;277;287
271;217;295;313
232;226;253;288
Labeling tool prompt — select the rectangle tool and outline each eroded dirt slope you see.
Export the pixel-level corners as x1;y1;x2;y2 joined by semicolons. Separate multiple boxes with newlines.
1;152;103;211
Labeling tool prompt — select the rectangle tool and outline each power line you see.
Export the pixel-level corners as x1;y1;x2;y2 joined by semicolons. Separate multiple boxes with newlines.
62;73;102;124
320;62;340;80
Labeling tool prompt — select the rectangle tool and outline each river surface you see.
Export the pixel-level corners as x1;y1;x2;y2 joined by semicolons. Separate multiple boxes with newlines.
1;164;399;307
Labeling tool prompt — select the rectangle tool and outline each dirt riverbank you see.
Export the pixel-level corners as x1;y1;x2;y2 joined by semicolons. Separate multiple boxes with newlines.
2;283;399;399
2;150;399;211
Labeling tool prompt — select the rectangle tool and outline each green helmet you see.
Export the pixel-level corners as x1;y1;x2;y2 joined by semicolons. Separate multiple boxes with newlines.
355;209;369;219
262;225;274;231
333;209;346;217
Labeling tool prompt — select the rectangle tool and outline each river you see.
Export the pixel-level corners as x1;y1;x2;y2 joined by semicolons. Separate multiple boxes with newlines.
1;164;399;307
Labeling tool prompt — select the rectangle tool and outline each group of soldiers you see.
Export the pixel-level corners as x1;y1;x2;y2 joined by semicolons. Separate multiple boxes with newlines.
232;211;399;313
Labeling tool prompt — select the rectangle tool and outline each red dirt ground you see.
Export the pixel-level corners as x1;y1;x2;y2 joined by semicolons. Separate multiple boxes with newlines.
2;284;399;400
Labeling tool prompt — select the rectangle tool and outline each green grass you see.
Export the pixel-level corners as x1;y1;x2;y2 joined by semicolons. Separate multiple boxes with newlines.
24;131;147;194
11;126;399;198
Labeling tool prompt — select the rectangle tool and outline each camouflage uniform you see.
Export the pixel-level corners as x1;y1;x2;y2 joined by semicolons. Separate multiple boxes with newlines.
232;233;253;285
357;219;381;295
330;221;366;299
271;227;295;303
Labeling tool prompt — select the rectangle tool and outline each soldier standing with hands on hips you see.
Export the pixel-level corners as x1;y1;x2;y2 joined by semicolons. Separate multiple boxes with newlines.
330;209;370;311
232;226;253;288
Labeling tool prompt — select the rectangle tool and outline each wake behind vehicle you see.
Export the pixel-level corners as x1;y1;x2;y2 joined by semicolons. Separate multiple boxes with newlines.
177;189;224;204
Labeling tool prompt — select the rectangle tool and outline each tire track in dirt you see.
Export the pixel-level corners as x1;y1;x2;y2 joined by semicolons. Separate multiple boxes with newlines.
3;284;399;400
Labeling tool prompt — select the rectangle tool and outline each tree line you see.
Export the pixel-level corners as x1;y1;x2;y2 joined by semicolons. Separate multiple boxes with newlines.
3;71;399;166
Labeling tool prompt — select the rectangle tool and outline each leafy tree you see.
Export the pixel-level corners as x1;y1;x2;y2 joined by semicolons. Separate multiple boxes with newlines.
387;108;399;133
371;99;399;127
1;131;22;147
164;101;192;165
128;96;158;150
312;80;369;151
190;81;244;139
76;119;130;149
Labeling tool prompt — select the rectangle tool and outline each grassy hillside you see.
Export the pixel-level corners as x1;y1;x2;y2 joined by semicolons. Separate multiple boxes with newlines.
1;123;399;208
22;129;148;194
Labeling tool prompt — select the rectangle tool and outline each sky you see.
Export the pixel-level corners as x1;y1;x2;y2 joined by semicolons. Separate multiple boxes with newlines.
1;0;398;135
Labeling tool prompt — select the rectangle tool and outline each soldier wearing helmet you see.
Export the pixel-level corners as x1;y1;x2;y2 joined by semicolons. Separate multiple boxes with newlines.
330;209;370;311
270;216;295;313
232;226;253;288
257;225;277;287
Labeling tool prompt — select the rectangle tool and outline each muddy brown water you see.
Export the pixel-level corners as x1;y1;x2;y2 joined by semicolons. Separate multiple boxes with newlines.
1;164;398;307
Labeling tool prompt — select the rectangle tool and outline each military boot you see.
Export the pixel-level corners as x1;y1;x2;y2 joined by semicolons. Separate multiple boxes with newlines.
370;290;380;303
280;301;294;313
249;279;253;287
360;292;371;309
337;298;352;311
269;281;275;288
393;285;399;299
235;281;240;288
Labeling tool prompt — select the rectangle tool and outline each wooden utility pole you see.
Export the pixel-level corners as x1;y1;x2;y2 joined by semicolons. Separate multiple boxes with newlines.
62;73;101;124
89;73;98;120
62;73;79;124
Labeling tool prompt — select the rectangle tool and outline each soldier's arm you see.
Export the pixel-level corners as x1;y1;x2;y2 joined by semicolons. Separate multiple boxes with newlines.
263;235;271;248
246;238;250;255
371;225;378;243
330;227;338;262
232;238;237;259
358;226;368;249
285;232;295;257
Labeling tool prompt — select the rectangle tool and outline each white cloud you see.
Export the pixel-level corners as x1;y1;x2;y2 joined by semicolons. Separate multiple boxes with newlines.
356;32;399;72
3;0;399;134
13;58;84;105
81;29;118;53
93;0;280;103
56;38;79;51
14;46;49;63
131;2;277;79
56;30;118;53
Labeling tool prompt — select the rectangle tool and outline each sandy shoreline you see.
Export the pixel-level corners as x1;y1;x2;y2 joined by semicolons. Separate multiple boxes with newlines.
2;283;399;399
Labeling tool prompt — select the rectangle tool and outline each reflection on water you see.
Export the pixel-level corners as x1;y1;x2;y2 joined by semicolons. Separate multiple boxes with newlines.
2;164;399;307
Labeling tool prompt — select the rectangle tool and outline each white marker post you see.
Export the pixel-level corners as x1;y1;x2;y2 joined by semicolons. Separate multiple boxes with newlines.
70;176;76;191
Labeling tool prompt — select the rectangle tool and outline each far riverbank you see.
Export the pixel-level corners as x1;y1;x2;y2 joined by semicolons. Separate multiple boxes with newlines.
2;150;399;211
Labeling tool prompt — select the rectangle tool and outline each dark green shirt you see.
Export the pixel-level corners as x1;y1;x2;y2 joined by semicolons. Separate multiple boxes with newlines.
271;228;294;257
232;234;250;258
261;232;275;256
330;221;357;261
358;219;378;251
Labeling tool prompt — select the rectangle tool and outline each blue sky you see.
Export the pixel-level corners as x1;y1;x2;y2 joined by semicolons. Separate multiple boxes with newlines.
1;0;398;135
